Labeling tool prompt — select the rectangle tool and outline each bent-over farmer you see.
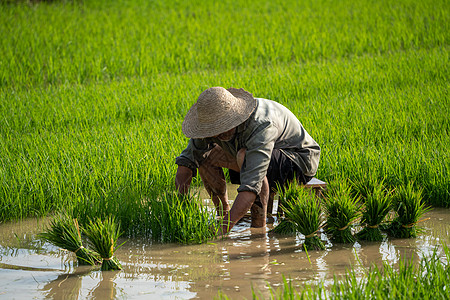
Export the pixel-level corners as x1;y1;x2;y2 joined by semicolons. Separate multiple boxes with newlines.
175;87;320;235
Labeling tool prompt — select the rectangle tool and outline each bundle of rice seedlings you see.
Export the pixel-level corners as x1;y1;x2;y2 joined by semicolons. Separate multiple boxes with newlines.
277;181;325;250
324;180;361;244
386;182;431;238
84;216;124;271
39;214;101;266
349;176;384;201
148;192;218;244
273;179;307;217
270;219;297;235
356;182;392;241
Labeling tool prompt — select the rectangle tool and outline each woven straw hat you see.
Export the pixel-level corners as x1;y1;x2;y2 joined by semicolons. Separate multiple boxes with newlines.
182;87;257;139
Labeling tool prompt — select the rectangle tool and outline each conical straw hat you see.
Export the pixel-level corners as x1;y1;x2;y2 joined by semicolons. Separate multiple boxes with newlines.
182;87;257;139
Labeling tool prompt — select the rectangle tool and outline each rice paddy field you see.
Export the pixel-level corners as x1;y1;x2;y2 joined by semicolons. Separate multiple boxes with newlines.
0;0;449;298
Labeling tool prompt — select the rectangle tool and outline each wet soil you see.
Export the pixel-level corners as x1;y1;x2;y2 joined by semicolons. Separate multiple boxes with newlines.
0;203;448;299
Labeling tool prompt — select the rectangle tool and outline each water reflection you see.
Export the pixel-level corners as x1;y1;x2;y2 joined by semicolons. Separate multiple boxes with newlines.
88;271;120;300
40;268;121;300
0;208;448;299
43;268;90;300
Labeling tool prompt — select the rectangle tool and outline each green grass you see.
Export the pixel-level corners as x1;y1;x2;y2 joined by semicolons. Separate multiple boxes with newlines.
0;0;449;237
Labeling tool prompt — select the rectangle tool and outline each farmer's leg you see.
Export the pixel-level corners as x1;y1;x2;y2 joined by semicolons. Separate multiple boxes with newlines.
267;191;276;216
250;178;269;227
236;149;269;228
198;144;240;216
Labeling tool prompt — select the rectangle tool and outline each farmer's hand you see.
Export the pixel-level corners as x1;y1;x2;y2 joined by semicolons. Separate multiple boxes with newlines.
175;165;193;195
218;191;257;235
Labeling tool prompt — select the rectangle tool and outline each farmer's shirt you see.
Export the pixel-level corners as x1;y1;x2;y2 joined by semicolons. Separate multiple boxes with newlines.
175;98;321;195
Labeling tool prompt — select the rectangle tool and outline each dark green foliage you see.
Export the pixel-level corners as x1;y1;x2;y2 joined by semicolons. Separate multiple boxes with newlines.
39;214;101;265
278;182;325;250
386;182;431;238
83;216;123;271
324;180;361;244
356;181;392;241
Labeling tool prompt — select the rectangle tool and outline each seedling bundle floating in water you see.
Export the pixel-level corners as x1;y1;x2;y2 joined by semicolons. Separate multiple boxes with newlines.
84;216;124;271
386;182;431;238
275;181;325;250
324;180;361;244
40;214;124;270
39;214;101;266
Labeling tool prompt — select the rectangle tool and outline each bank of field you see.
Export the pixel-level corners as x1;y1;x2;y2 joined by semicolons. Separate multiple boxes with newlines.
0;0;449;232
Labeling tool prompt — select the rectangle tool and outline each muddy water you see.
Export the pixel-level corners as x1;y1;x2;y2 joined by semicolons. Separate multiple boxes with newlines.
0;204;449;299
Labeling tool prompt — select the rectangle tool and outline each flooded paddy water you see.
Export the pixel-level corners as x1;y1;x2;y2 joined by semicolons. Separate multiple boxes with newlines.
0;186;449;299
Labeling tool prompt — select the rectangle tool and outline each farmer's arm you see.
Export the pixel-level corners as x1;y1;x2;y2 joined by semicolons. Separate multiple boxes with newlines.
220;191;256;233
175;138;211;194
175;165;193;194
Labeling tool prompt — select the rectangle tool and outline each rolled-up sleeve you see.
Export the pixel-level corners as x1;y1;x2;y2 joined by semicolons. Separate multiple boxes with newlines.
237;122;278;194
175;138;211;175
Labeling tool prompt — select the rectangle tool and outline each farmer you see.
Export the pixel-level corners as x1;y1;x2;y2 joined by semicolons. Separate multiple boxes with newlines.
175;87;320;235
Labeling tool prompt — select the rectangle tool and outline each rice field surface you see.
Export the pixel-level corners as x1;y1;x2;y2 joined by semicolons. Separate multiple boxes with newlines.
0;209;449;299
0;0;449;232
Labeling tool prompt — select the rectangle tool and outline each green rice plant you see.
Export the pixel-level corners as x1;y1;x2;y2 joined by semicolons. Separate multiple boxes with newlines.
356;182;392;241
349;176;386;202
148;192;218;244
324;180;361;244
0;0;448;234
386;182;431;238
278;181;325;250
270;219;297;235
38;214;101;266
83;216;123;271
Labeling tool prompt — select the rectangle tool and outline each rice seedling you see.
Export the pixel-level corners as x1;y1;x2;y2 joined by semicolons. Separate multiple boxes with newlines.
356;182;392;241
147;192;218;244
38;214;101;266
323;180;361;244
277;181;325;250
83;216;123;271
349;176;385;202
0;0;448;236
270;219;297;235
386;182;431;238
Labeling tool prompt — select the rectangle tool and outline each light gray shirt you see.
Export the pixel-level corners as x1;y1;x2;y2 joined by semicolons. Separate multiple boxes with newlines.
175;98;321;194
